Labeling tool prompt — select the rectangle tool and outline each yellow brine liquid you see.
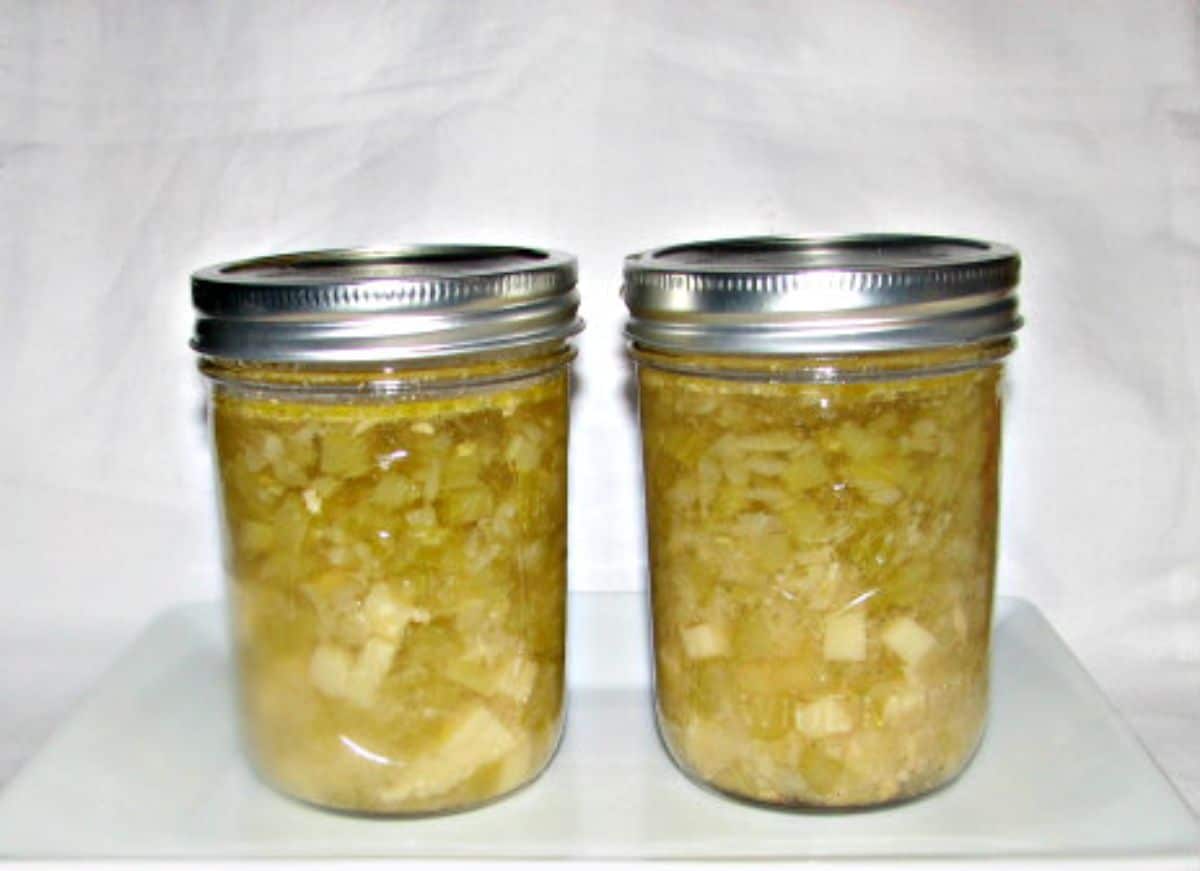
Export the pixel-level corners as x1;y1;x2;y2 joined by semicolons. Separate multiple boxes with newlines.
638;343;1005;808
208;353;568;814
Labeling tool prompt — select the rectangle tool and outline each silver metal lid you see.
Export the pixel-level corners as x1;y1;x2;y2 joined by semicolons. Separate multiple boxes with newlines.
622;234;1021;355
191;245;581;362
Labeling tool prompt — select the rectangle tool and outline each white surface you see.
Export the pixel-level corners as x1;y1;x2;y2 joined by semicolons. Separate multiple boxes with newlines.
0;0;1197;819
0;594;1195;868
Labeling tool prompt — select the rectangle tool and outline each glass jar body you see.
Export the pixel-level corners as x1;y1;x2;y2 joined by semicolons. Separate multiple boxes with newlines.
636;343;1008;809
204;347;570;815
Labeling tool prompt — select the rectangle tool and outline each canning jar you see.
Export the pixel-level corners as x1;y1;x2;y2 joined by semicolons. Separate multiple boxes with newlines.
191;246;581;815
623;235;1021;809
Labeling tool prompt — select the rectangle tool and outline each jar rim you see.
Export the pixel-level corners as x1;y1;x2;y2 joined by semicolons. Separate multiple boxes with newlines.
199;343;576;399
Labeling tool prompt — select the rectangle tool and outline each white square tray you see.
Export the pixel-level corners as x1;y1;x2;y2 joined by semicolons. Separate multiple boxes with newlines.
0;594;1195;869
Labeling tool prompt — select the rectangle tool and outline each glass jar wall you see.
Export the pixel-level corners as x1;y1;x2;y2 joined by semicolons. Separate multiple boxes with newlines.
638;344;1007;807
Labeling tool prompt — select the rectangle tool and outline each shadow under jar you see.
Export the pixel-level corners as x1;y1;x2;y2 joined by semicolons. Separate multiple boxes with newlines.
623;235;1022;810
191;246;581;815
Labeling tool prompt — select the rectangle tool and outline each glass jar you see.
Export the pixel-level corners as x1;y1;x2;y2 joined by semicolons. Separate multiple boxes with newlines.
622;235;1022;809
191;246;582;815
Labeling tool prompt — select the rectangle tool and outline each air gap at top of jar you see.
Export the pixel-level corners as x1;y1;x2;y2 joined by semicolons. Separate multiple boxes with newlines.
622;235;1021;809
191;246;582;815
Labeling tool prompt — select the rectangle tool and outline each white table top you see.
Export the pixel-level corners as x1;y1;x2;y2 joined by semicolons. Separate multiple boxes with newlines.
0;593;1195;868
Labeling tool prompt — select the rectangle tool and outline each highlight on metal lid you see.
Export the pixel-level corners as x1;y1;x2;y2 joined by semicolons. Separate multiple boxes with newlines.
191;245;581;362
622;234;1021;355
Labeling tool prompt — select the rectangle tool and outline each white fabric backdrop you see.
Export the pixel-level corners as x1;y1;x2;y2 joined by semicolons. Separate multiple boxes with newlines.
1;0;1197;811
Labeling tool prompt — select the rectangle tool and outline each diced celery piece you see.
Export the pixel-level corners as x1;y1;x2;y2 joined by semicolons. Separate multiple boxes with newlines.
881;616;936;667
681;622;730;660
823;610;867;661
794;695;855;737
